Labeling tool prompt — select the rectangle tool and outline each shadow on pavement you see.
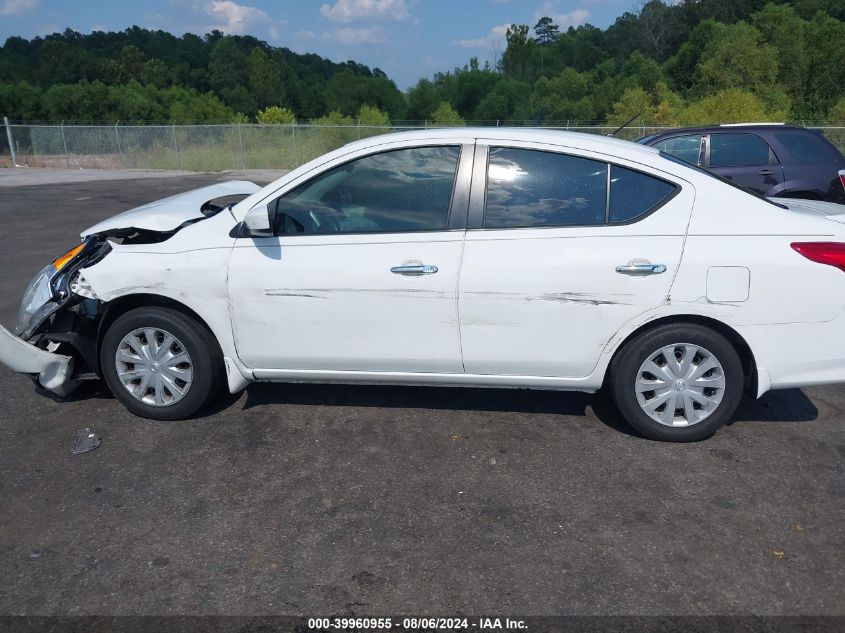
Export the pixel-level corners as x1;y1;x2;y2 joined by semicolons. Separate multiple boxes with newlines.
41;377;819;436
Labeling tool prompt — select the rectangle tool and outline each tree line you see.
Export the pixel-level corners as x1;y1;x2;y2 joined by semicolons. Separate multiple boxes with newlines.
0;0;843;125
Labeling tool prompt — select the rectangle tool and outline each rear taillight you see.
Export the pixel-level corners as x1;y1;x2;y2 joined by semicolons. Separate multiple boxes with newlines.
791;242;845;272
839;169;845;190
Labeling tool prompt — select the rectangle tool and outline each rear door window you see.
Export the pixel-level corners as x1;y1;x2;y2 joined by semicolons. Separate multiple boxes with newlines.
483;147;677;228
485;147;607;228
709;133;775;167
652;135;704;166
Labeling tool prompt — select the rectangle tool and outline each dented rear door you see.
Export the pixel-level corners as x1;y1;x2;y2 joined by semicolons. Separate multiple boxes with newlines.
457;141;694;379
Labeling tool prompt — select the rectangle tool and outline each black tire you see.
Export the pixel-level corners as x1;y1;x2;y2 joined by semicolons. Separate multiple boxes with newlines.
100;306;224;420
609;323;744;442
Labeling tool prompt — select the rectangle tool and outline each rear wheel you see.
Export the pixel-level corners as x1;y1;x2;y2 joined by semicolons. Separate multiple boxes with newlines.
609;323;744;442
100;307;223;420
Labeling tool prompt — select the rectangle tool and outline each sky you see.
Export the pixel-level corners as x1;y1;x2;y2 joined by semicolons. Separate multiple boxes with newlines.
0;0;637;89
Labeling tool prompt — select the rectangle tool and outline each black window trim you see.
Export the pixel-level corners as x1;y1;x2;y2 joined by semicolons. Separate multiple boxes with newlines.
238;143;472;239
469;145;681;231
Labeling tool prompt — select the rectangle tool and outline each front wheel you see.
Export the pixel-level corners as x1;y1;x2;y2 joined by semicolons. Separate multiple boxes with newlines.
609;323;744;442
100;306;223;420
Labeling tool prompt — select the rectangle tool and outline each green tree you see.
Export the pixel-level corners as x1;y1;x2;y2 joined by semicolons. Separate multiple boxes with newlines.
531;69;593;121
499;24;539;78
534;17;560;45
357;104;390;126
431;102;465;126
638;0;681;62
829;97;845;122
803;12;845;117
607;87;655;125
750;3;807;102
473;79;531;122
208;37;252;112
166;87;232;122
619;51;663;92
0;81;43;120
696;22;778;94
679;88;784;125
248;47;286;110
256;105;296;124
406;79;441;121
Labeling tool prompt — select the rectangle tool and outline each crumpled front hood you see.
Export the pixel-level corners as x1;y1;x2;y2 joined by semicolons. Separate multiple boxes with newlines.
81;180;261;237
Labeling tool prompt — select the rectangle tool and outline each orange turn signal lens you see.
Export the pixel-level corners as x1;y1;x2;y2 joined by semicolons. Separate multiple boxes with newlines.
52;243;86;272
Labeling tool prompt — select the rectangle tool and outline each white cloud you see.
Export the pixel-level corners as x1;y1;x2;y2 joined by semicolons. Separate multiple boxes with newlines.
324;26;385;44
203;1;281;37
320;0;410;23
0;0;38;16
455;23;510;49
533;2;589;29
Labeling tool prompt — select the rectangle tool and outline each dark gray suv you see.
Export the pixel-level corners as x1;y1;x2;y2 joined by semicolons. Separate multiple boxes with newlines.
637;124;845;204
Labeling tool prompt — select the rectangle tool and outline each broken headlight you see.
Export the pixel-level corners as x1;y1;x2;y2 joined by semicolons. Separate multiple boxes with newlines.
14;264;61;338
14;239;106;339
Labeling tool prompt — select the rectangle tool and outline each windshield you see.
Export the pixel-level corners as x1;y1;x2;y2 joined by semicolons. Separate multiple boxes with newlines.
659;152;788;209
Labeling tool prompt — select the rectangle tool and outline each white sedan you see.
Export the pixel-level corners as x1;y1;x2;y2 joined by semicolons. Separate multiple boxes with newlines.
3;128;845;441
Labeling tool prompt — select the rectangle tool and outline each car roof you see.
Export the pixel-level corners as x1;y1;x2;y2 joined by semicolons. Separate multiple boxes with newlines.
641;124;811;139
342;127;661;159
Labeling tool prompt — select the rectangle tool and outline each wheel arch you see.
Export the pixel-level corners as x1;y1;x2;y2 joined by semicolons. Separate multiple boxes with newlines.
95;294;218;375
603;314;758;395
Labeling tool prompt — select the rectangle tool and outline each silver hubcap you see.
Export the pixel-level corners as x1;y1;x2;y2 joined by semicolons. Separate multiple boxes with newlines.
635;343;726;427
115;328;193;407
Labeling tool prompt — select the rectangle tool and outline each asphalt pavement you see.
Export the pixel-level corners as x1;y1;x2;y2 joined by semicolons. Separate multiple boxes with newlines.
0;174;843;617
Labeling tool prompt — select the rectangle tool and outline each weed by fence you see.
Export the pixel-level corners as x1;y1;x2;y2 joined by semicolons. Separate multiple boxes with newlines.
2;121;844;171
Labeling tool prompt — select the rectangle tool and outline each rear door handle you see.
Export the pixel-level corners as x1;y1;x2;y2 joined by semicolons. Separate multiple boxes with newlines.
615;263;666;276
758;169;774;175
391;264;438;276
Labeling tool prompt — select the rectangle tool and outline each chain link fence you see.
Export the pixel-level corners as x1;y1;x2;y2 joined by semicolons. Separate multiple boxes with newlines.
2;121;844;171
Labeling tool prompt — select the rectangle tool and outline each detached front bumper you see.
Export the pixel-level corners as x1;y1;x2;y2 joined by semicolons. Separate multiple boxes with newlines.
0;324;78;396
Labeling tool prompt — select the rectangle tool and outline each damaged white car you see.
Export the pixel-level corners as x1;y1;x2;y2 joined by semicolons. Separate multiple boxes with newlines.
4;128;845;442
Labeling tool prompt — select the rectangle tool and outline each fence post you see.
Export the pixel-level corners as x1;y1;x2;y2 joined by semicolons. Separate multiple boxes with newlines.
237;122;246;170
291;123;299;168
114;121;123;167
172;125;180;169
60;120;70;167
3;116;16;167
357;119;361;140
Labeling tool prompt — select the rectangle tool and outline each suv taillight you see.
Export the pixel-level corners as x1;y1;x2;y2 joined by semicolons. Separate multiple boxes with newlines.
792;242;845;272
839;169;845;190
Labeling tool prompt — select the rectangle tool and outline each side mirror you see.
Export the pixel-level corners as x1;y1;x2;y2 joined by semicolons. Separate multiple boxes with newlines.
240;203;274;237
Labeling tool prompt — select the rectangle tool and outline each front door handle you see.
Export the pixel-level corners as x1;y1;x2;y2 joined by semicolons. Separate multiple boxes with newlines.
391;264;439;276
615;263;666;276
758;169;774;175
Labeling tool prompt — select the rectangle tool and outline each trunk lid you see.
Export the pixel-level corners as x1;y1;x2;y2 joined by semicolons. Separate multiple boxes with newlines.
776;197;845;224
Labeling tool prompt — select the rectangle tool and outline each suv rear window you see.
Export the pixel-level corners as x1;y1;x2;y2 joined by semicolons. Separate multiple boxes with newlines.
774;131;842;164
